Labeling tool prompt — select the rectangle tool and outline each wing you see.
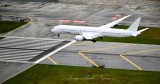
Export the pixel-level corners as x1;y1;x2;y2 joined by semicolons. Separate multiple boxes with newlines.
82;32;102;39
98;14;132;28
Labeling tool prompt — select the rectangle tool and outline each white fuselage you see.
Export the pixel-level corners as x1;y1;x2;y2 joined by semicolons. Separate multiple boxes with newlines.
51;15;146;42
51;25;132;38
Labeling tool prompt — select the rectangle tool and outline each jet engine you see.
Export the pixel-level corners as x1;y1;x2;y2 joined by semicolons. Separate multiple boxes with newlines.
75;35;85;41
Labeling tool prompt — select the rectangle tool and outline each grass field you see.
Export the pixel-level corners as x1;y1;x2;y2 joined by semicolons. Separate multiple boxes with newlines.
97;26;160;45
0;21;27;34
3;64;160;84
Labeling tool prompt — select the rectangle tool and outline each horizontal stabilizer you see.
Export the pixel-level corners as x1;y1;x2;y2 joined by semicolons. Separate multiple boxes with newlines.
131;28;149;36
138;28;149;34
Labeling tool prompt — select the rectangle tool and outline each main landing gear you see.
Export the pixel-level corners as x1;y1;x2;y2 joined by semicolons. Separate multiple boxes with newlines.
100;37;103;39
91;39;96;43
91;37;103;43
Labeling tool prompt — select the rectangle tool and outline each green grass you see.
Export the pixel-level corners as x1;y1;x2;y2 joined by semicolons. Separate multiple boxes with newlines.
0;21;27;34
3;64;160;84
97;26;160;45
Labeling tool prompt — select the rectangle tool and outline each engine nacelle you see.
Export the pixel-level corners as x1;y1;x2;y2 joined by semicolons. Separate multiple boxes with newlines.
75;35;85;41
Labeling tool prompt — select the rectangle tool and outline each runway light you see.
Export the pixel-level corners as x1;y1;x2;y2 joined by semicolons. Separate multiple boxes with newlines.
73;20;85;23
112;13;124;20
58;20;71;23
112;16;118;20
116;14;123;18
57;19;86;24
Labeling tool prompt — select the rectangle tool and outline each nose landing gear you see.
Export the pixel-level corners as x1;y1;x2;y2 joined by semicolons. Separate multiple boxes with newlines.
58;33;60;37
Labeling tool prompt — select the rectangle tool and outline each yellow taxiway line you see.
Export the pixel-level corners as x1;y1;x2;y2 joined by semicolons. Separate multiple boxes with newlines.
120;54;142;70
82;44;136;52
79;52;99;67
124;48;160;55
79;44;135;67
120;48;160;70
48;56;58;64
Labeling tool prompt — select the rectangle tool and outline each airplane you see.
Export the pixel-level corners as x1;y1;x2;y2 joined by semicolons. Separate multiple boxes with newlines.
51;14;148;43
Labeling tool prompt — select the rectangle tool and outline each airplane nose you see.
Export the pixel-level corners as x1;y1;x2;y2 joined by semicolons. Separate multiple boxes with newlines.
51;28;56;32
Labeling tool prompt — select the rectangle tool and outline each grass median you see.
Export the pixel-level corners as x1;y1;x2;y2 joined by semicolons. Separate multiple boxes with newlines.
0;21;27;34
3;64;160;84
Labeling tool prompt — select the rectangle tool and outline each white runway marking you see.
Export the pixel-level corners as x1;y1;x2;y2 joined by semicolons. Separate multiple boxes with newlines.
0;36;64;63
34;40;76;63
